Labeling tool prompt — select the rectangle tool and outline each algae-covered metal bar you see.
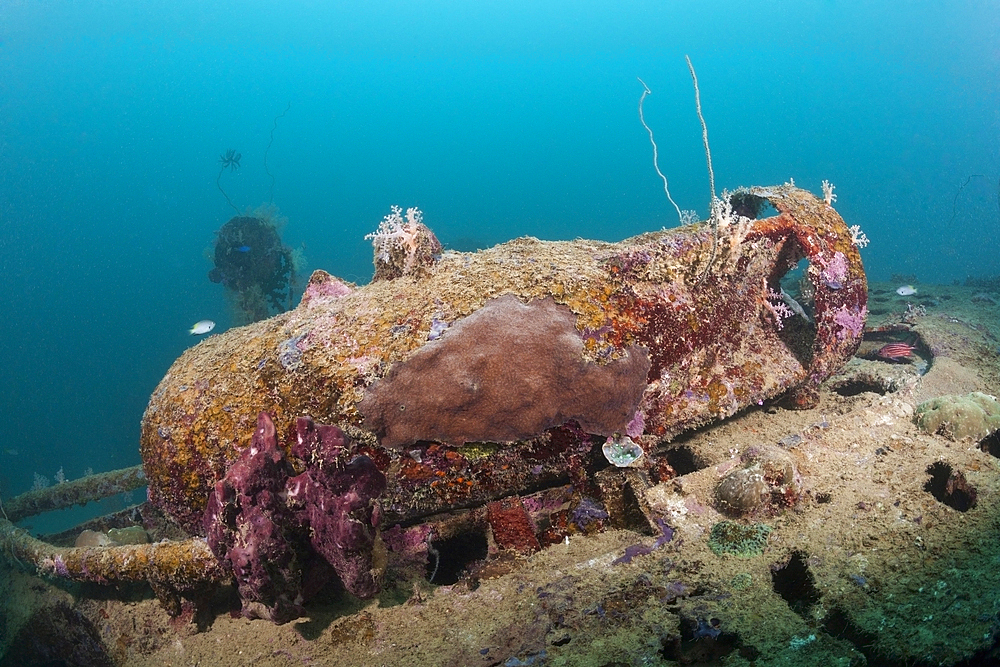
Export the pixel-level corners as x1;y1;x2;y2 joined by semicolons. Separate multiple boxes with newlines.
2;465;147;524
0;517;226;614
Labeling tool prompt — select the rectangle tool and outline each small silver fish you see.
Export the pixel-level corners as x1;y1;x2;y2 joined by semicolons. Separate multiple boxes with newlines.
190;320;216;335
896;285;917;296
780;289;812;323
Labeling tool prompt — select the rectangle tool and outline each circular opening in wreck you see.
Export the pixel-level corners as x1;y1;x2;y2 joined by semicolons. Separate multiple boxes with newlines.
727;190;819;370
777;256;817;357
770;251;818;368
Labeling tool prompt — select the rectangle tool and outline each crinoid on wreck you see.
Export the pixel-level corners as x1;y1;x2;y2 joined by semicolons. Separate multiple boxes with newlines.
218;148;241;171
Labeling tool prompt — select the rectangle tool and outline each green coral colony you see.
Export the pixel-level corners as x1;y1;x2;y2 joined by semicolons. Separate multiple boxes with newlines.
708;521;773;558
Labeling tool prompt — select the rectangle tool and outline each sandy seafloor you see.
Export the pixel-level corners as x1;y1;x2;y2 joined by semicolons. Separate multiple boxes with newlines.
3;280;1000;667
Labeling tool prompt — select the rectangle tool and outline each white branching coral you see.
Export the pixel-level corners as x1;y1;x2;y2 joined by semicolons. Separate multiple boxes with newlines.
679;209;700;225
710;192;754;273
764;280;795;330
365;205;442;281
821;180;837;206
365;205;424;263
711;192;744;231
848;224;869;248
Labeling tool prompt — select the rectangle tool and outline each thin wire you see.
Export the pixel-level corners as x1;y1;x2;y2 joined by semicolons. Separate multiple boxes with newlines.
685;55;718;287
216;166;240;215
948;174;985;225
685;55;715;204
637;78;683;224
265;102;291;204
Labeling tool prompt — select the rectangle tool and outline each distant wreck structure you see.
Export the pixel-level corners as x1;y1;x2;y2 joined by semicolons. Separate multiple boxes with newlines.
208;208;297;324
2;184;867;623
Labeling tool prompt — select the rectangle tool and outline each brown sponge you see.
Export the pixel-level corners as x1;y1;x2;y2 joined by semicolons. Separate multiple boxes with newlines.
359;294;651;447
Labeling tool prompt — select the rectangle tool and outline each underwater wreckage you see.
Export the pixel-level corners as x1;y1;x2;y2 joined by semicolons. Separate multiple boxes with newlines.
0;184;867;622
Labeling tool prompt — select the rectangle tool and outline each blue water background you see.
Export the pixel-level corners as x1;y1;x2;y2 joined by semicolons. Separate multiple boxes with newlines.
1;1;998;529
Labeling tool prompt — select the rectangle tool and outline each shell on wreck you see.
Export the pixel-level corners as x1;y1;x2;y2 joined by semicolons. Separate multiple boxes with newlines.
715;448;802;516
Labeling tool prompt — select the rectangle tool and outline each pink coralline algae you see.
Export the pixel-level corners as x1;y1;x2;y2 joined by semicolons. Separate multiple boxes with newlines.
832;304;867;341
203;412;385;623
299;269;354;306
625;410;645;439
820;251;849;289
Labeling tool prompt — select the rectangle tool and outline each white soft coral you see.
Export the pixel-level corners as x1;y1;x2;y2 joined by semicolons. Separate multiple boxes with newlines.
366;205;442;281
365;205;424;263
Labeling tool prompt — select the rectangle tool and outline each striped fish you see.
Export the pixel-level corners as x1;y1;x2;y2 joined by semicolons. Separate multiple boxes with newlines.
875;342;916;360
